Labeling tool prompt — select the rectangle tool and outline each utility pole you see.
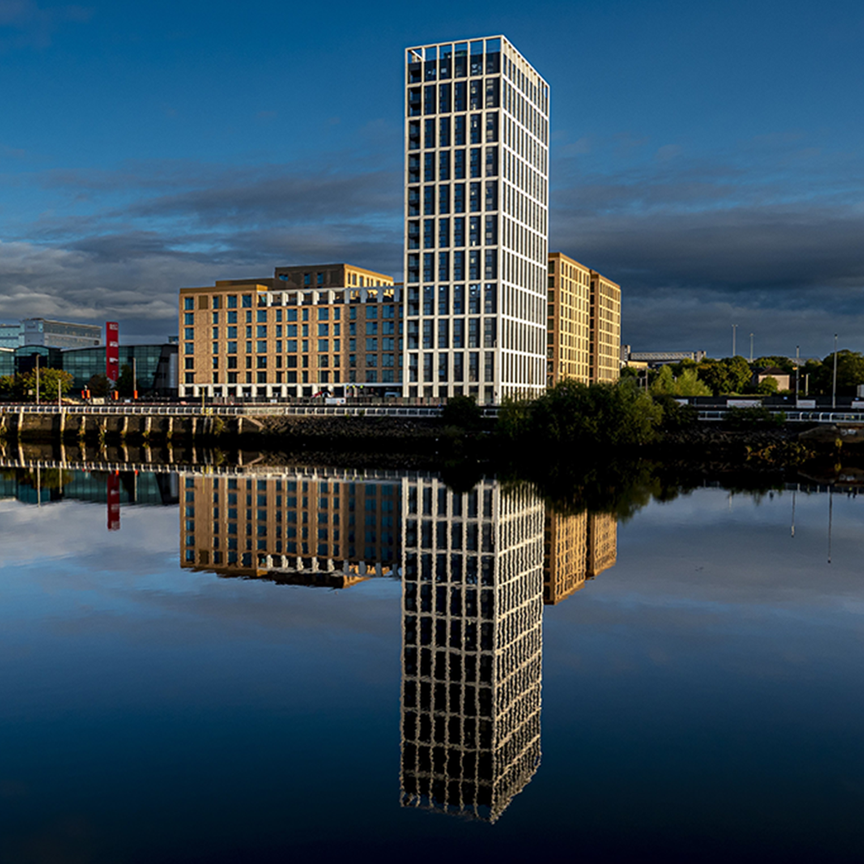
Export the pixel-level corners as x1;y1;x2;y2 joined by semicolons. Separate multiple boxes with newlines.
35;354;40;405
749;333;754;363
832;334;839;410
795;345;800;400
731;324;737;357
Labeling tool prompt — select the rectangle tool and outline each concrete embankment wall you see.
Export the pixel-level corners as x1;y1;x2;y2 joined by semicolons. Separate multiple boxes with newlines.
0;411;255;441
0;410;446;447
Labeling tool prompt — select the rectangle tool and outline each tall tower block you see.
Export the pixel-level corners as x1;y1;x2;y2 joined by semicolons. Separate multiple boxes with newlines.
404;37;550;404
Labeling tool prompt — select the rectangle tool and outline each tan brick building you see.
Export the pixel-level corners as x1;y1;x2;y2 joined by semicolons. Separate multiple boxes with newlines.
546;252;621;388
179;263;400;399
589;271;622;384
179;469;402;585
542;510;617;605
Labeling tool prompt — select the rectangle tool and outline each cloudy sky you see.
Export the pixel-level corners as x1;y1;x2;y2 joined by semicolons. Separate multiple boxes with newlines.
1;0;862;357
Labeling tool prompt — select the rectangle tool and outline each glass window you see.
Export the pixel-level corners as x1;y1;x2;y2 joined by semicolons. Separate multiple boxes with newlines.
318;340;329;352
439;82;451;112
439;150;450;181
184;297;194;310
438;218;450;247
227;295;237;309
454;115;466;146
438;185;450;215
409;120;421;149
424;219;434;249
454;42;468;78
453;318;464;348
242;295;252;308
227;310;237;323
439;116;450;147
424;118;435;148
470;114;481;144
257;325;267;337
453;217;465;247
440;44;452;78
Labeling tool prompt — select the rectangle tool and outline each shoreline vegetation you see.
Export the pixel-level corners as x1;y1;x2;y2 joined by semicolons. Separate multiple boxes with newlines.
1;380;862;494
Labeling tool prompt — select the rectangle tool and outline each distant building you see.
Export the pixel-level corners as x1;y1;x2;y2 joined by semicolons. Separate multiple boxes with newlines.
62;344;178;395
752;366;791;391
627;350;706;368
0;323;23;350
22;318;101;349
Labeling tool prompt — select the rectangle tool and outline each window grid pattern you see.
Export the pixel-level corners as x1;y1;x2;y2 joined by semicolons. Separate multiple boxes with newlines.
400;477;544;822
404;36;549;404
179;472;401;584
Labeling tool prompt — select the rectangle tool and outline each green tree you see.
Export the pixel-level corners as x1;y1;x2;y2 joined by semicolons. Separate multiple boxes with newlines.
651;365;711;397
87;373;111;397
753;356;794;373
697;356;752;395
17;368;73;400
822;350;864;395
442;395;483;430
500;379;662;449
754;376;778;395
115;364;134;397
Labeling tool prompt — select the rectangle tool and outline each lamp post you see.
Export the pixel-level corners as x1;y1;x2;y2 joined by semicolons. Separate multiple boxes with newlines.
795;345;800;400
35;353;40;405
749;333;754;363
832;334;838;410
732;324;737;357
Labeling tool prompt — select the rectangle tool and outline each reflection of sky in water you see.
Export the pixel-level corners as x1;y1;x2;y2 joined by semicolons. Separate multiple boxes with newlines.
0;481;862;863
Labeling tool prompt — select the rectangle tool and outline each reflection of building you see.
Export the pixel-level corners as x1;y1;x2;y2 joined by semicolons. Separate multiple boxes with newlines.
179;470;401;588
178;263;398;400
543;511;618;605
400;477;544;822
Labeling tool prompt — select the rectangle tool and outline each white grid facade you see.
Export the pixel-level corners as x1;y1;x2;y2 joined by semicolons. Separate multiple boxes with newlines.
403;37;550;404
399;477;544;821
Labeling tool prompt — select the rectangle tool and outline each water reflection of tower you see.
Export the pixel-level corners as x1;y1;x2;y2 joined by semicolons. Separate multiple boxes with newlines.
400;478;544;822
543;511;618;605
179;470;401;588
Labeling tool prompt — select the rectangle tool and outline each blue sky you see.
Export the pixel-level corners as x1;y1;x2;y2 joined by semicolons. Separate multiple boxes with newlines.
1;0;862;357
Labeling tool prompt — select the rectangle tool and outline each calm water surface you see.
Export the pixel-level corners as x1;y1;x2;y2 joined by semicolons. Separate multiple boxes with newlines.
0;467;862;863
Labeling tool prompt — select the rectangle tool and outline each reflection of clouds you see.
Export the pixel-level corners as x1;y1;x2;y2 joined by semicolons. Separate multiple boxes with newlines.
544;488;864;683
0;500;177;567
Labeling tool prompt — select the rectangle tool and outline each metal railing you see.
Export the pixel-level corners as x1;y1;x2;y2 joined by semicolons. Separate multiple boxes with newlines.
697;409;864;424
0;402;500;419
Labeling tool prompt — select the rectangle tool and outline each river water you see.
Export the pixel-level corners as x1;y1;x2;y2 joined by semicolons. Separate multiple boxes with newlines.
0;464;862;863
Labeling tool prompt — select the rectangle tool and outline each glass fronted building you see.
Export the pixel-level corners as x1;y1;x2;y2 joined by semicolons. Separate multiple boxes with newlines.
61;344;177;394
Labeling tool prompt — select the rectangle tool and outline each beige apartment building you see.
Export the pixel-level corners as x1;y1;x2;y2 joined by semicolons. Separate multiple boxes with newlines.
178;263;399;399
546;252;621;387
179;469;402;585
589;270;622;384
542;510;617;605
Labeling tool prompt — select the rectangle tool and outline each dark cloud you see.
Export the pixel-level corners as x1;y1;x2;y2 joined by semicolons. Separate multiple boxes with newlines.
2;133;863;356
549;139;864;355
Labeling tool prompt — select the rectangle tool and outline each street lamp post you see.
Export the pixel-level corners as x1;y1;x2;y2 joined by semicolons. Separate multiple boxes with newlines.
832;334;839;410
749;333;754;363
732;324;737;357
35;354;40;405
796;345;800;400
